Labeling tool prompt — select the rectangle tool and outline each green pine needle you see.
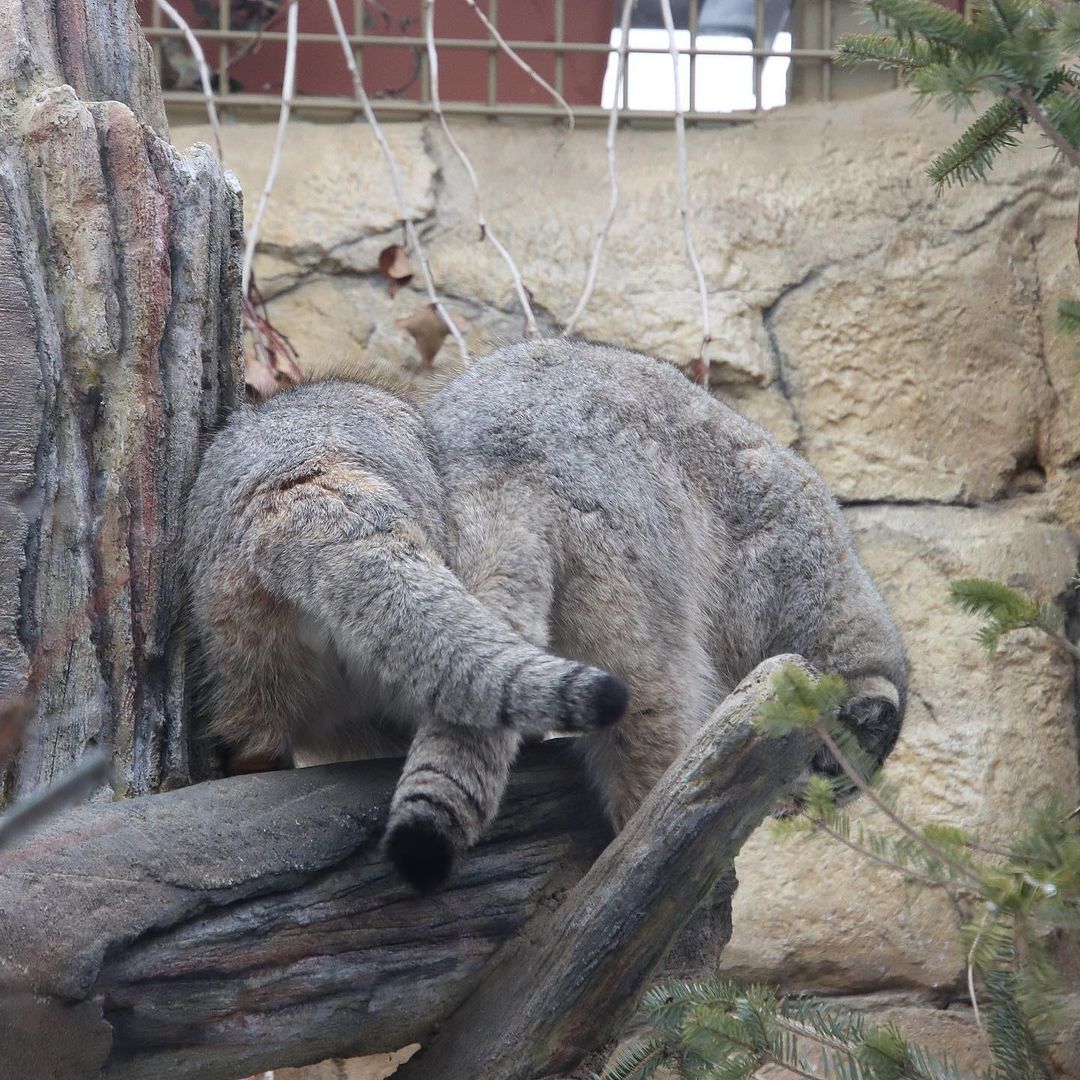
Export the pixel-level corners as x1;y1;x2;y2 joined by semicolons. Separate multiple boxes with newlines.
984;958;1054;1080
926;99;1023;190
835;33;940;72
755;665;849;736
948;577;1052;652
866;0;996;52
1057;297;1080;338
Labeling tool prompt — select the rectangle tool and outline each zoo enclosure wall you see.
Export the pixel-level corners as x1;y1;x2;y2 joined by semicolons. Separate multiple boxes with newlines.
137;0;915;126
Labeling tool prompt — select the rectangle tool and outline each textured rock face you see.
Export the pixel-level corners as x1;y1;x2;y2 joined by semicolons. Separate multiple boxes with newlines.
1;0;242;801
172;88;1080;1070
724;502;1080;995
173;91;1079;501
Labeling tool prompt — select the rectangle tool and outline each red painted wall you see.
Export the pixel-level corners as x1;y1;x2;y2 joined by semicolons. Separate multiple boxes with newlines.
138;0;612;105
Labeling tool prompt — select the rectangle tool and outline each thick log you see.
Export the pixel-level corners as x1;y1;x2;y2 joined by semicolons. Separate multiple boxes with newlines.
0;740;611;1079
396;655;818;1080
0;656;816;1080
0;0;242;800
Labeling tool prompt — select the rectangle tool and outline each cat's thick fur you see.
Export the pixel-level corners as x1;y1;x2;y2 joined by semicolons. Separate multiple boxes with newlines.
184;340;906;891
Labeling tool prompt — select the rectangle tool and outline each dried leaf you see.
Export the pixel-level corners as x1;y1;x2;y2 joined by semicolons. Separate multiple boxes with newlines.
396;304;467;367
689;355;708;386
379;243;414;297
243;292;302;402
244;344;302;402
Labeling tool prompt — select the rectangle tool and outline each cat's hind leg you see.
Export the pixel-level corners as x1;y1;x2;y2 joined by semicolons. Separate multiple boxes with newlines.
238;465;627;889
192;567;324;766
386;488;560;889
577;656;713;829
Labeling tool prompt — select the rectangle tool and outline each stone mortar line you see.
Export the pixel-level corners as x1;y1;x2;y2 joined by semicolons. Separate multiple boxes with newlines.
749;178;1071;506
840;497;978;509
255;260;387;304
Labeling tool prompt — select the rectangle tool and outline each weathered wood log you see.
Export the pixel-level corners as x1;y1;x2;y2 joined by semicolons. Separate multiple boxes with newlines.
396;655;818;1080
0;0;242;802
0;656;816;1080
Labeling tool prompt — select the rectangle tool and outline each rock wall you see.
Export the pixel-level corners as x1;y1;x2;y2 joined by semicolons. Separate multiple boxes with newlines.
174;89;1080;1070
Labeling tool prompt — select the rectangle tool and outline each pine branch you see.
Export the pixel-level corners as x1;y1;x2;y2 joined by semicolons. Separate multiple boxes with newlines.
1038;85;1080;159
634;980;967;1080
594;1037;668;1080
835;32;941;72
983;957;1053;1079
1008;82;1080;169
866;0;996;52
802;812;968;893
948;578;1079;658
1057;296;1080;336
926;99;1024;190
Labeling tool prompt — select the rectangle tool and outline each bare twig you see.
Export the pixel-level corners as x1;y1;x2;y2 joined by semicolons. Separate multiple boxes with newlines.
658;0;713;386
461;0;575;132
423;0;539;338
809;816;965;893
1050;627;1080;660
0;749;111;852
241;0;298;297
563;0;634;337
967;911;989;1031
152;0;224;162
243;277;302;399
815;723;985;891
323;0;468;361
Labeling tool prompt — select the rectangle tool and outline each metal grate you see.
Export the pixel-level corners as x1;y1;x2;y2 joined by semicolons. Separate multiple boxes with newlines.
139;0;886;124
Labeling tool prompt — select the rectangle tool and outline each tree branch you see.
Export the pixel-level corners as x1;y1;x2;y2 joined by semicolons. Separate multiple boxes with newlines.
323;0;468;361
563;0;634;337
422;0;540;338
395;655;819;1080
1009;84;1080;171
0;657;815;1079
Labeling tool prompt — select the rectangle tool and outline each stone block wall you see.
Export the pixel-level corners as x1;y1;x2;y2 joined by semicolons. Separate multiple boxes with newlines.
177;89;1080;1072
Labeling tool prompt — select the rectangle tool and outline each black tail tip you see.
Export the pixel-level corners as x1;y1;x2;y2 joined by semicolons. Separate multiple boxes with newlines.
589;673;630;728
384;819;457;893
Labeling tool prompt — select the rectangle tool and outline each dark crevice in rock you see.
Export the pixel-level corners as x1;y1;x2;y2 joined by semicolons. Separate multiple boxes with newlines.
1063;558;1080;767
840;496;976;510
760;268;823;448
951;184;1066;239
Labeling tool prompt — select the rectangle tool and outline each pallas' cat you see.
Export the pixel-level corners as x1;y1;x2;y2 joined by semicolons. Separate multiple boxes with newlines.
184;340;905;890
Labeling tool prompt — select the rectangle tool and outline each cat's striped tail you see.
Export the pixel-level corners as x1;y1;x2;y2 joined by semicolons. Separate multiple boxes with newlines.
243;465;629;889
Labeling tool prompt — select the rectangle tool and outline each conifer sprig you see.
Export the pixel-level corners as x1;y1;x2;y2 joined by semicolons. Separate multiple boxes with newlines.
947;578;1062;653
838;0;1080;185
1056;296;1080;337
835;33;941;72
926;100;1024;187
598;979;967;1080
